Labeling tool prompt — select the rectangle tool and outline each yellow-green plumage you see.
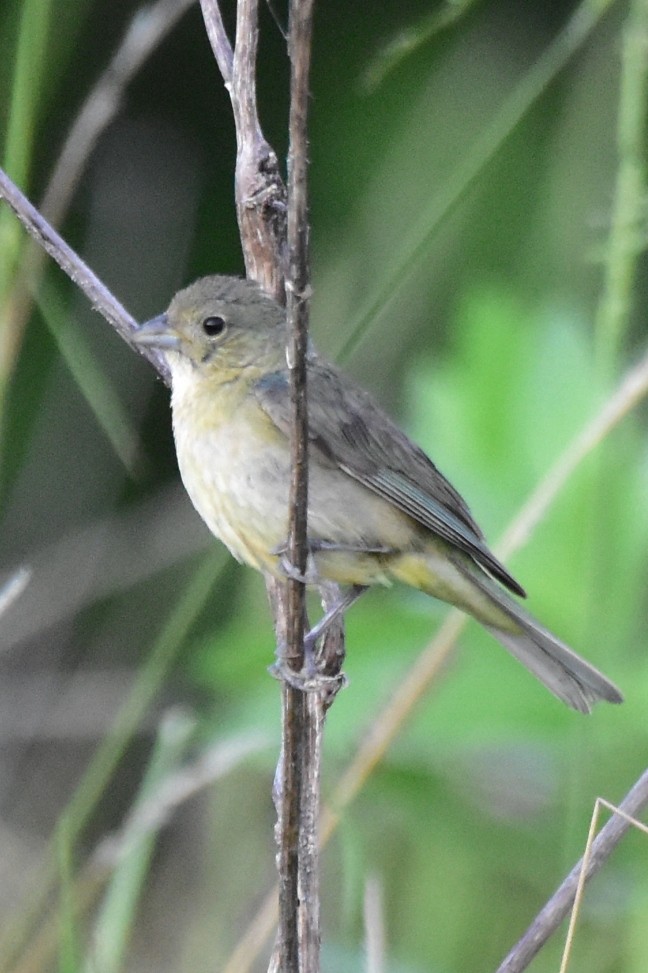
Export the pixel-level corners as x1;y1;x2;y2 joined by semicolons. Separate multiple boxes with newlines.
134;275;622;713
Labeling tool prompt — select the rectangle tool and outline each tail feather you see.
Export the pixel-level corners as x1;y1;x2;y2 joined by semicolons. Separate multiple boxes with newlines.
484;621;622;713
457;560;623;713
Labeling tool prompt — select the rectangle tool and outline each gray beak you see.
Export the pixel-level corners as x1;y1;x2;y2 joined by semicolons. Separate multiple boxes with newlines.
132;313;181;350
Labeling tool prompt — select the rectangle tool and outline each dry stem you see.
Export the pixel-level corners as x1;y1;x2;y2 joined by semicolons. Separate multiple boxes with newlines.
496;770;648;973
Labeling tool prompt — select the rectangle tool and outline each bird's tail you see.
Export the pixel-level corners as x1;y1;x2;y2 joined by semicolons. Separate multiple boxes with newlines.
456;559;623;713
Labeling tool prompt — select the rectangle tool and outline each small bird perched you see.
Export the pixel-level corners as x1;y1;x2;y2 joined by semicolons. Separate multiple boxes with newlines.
134;275;622;713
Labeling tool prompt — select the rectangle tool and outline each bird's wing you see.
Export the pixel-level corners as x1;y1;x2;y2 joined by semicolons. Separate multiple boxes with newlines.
252;362;525;597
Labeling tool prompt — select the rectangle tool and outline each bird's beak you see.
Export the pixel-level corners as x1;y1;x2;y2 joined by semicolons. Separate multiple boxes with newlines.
132;313;182;351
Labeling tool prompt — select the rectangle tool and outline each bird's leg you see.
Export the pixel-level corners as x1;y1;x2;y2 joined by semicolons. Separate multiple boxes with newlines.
303;583;367;656
270;537;388;690
271;544;320;585
270;583;368;691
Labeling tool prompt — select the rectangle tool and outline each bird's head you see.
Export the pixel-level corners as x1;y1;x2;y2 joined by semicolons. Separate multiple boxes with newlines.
133;275;287;382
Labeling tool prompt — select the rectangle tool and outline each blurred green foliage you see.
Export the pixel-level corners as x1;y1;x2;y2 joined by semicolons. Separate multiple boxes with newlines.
1;1;648;972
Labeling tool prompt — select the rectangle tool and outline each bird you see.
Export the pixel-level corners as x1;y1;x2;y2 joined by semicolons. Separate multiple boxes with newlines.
133;274;622;713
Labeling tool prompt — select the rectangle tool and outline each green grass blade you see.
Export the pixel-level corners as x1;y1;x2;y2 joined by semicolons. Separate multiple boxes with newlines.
0;0;54;300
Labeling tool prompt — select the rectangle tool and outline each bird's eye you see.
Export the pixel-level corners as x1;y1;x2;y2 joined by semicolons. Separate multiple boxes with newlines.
202;315;227;337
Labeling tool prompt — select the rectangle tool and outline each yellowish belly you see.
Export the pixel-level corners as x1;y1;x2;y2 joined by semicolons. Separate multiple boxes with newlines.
173;404;289;571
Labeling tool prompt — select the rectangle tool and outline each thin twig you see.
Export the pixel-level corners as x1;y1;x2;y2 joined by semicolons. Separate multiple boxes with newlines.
0;167;170;384
285;0;313;669
202;0;287;297
495;769;648;973
199;0;233;84
273;6;311;964
559;798;648;973
276;686;304;973
233;0;263;145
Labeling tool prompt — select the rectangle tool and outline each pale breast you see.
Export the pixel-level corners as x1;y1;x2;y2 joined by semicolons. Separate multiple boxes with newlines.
171;377;291;570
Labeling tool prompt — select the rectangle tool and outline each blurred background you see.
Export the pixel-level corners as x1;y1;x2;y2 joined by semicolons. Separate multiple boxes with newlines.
1;0;648;970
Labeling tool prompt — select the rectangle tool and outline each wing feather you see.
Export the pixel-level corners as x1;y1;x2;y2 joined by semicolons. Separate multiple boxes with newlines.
253;362;525;596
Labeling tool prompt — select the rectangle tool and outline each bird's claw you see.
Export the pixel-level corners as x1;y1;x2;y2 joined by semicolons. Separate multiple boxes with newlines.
268;657;347;693
276;554;319;585
271;608;350;692
269;585;366;693
271;540;321;585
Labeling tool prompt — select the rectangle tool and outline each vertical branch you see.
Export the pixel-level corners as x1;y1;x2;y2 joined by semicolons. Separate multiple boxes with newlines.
230;0;287;296
201;3;327;970
280;2;318;969
286;0;314;590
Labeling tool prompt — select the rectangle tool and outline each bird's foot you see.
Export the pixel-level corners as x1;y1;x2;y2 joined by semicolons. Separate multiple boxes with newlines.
269;657;347;694
276;553;319;585
271;540;320;585
270;584;367;692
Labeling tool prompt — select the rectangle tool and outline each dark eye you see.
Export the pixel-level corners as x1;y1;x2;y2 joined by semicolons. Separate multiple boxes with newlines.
202;315;227;337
